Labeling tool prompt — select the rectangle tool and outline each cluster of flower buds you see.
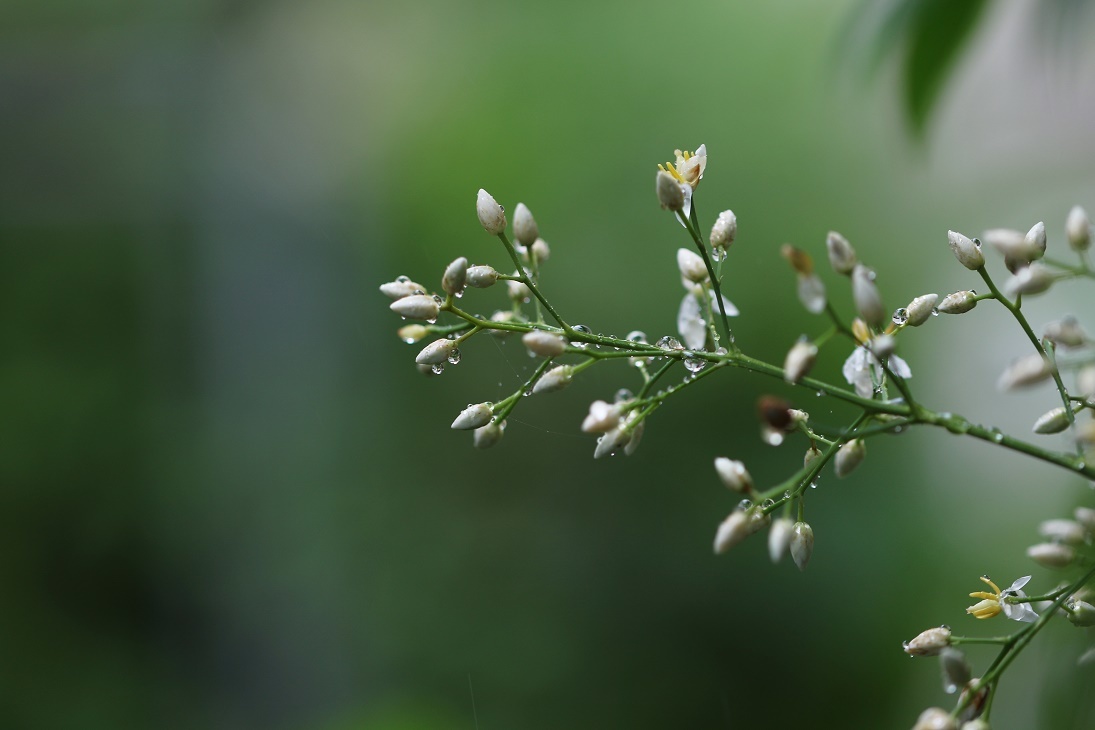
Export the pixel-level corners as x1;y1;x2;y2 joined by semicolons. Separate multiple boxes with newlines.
1026;508;1094;570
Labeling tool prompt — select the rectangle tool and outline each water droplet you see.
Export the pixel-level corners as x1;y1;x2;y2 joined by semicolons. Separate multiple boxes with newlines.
412;288;425;296
522;389;532;397
930;307;939;317
809;480;818;489
902;641;909;650
816;390;824;397
1077;460;1087;470
760;498;775;510
944;683;958;695
432;294;443;305
972;237;982;249
431;363;445;374
656;335;683;350
737;499;753;511
684;355;706;373
447;348;461;365
570;324;592;349
454;288;465;298
940;624;950;630
715;347;728;356
782;490;792;501
614;388;633;402
401;336;416;344
763;429;784;446
626;330;648;344
892;308;909;326
426;317;437;324
991;430;1004;443
711;247;727;262
396;275;410;283
970;289;977;296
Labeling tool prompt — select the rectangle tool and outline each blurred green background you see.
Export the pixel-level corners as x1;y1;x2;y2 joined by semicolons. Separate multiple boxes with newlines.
4;0;1095;728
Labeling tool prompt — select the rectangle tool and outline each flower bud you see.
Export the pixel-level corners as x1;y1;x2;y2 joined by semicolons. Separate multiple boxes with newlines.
531;365;573;394
825;231;858;275
803;445;822;468
677;247;709;283
939;647;971;694
451;403;494;430
582;400;622;433
391;293;440;321
476;189;507;235
948;230;984;270
506;278;531;302
1032;406;1070;434
790;521;814;571
473;420;505;449
903;293;938;327
834;439;866;477
913;707;957;730
1079;365;1095;401
1038;518;1085;544
1066;205;1091;251
656;171;684;211
904;626;952;656
796;274;826;314
768;517;794;563
852;264;885;328
1074;506;1095;531
714;511;751;554
983;228;1029;260
488;310;516;338
512;203;539;247
1003;263;1054;297
380;277;426;300
710;210;737;249
522;330;567;357
531;238;551;263
960;720;991;730
623;415;645;456
416;338;458;365
397;324;430;343
936;290;977;314
1027;542;1075;568
442;256;468;295
996;354;1052;391
1067;600;1095;627
714;458;754;493
780;244;813;274
757;396;794;433
783;339;818;384
1043;316;1087;348
594;426;631;459
1025;221;1047;258
466;265;500;288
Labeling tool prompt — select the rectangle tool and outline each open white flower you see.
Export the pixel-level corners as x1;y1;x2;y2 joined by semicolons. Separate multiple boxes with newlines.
841;346;912;398
966;575;1038;623
658;144;706;222
677;282;738;350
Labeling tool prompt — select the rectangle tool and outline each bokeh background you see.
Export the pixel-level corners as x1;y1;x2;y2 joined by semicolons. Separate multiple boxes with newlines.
4;0;1095;728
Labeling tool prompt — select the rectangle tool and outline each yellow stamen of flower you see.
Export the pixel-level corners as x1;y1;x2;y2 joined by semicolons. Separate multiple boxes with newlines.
966;576;1004;619
658;162;686;185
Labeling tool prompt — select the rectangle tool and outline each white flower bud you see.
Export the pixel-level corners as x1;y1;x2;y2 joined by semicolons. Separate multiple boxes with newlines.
390;293;440;321
834;439;866;477
522;330;567;357
594;426;631;459
656;170;685;211
983;228;1030;259
488;310;516;338
380;277;426;300
1068;600;1095;627
466;265;499;288
960;720;991;730
442;256;468;296
1066;205;1091;251
852;264;885;328
783;339;818;384
531;237;550;263
714;458;754;493
948;230;984;270
677;247;709;283
714;511;750;554
473;420;505;449
1074;506;1095;531
797;274;826;314
904;626;952;656
1079;365;1095;400
512;203;539;247
790;521;814;571
416;338;458;365
826;231;858;275
1003;263;1054;297
710;210;737;249
936;290;977;314
768;517;794;563
1025;221;1047;259
1032;406;1070;434
397;324;430;343
476;189;506;235
506;278;531;302
451;403;494;430
1027;542;1075;568
940;647;971;694
1043;316;1088;348
532;365;573;394
623;414;645;456
904;293;938;326
997;354;1052;391
582;400;623;433
913;707;957;730
1038;518;1086;545
804;445;822;468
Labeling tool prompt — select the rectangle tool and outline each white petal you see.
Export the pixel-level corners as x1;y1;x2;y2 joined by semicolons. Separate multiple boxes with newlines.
677;294;707;350
679;184;693;225
842;347;875;398
1009;576;1032;591
1003;602;1039;623
709;290;739;317
887;354;912;379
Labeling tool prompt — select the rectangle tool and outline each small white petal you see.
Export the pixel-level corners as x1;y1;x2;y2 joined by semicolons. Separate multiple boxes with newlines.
710;290;739;317
677;294;707;350
888;354;912;379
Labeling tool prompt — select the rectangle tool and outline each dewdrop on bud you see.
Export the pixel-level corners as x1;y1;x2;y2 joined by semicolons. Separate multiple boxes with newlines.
677;248;709;283
1067;600;1095;627
473;420;505;449
834;439;866;477
1025;221;1047;258
416;338;458;365
783;339;818;384
768;518;794;563
710;210;737;250
466;265;500;288
852;264;885;328
1027;542;1075;568
1066;205;1091;251
512;203;539;247
532;365;573;394
522;330;567;357
451;403;494;430
1043;316;1087;348
904;626;952;656
397;324;430;343
936;291;977;314
656;171;685;211
714;458;755;493
948;230;984;270
913;707;957;730
997;354;1052;391
391;294;440;321
531;238;550;263
1038;518;1085;545
1032;407;1070;434
380;277;426;300
790;521;814;571
826;231;857;275
904;293;938;327
476;189;506;235
797;274;826;314
582;400;622;433
1003;263;1054;297
506;278;531;302
442;256;468;296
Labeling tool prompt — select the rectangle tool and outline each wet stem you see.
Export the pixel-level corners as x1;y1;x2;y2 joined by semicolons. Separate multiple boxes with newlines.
677;205;735;351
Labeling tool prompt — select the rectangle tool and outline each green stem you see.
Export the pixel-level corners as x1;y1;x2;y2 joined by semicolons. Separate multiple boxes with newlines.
496;231;568;330
676;208;734;350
